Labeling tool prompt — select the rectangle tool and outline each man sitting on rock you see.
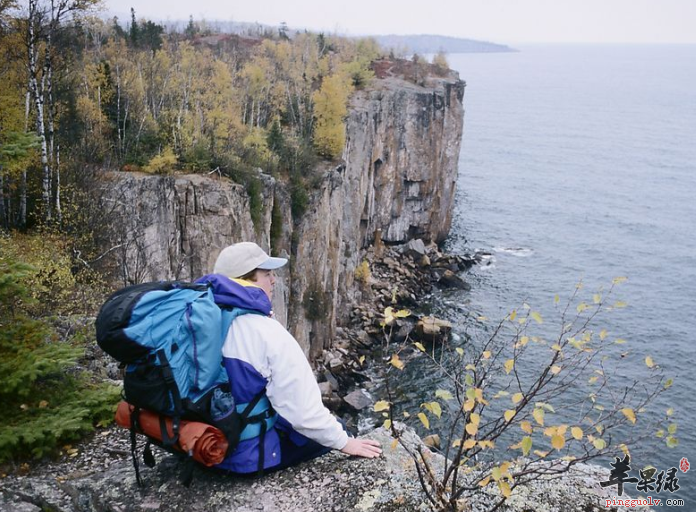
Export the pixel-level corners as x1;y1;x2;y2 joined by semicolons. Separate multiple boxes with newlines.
210;242;381;474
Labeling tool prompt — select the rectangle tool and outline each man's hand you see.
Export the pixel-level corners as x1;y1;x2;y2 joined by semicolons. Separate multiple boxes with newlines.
340;437;382;458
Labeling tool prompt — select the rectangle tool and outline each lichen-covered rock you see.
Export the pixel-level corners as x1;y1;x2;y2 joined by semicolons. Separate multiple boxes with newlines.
0;425;648;512
0;427;439;512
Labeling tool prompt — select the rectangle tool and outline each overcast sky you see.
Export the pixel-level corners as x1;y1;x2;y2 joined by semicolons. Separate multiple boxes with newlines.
101;0;696;44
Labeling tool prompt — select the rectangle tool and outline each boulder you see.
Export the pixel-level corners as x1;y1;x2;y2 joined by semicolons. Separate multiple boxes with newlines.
342;389;373;411
437;269;471;290
414;316;452;341
400;239;427;260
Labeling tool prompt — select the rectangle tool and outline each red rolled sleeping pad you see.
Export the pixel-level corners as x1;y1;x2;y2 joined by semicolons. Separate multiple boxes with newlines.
115;401;228;466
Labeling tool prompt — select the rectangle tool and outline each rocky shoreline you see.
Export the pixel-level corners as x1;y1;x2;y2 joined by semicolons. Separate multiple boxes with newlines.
312;240;482;423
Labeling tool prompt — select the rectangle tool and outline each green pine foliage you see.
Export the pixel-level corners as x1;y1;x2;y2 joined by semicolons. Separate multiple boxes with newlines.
0;254;120;461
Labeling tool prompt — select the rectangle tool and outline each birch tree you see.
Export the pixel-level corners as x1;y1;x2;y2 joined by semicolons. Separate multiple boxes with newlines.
24;0;99;222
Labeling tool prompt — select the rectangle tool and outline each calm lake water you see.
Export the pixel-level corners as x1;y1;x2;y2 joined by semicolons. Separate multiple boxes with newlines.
372;45;695;502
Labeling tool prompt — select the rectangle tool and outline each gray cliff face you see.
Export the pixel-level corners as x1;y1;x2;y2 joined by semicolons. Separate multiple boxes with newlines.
101;74;465;357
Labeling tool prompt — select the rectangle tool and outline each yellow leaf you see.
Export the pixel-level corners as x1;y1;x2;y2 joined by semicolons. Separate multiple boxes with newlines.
531;311;543;324
645;356;655;368
666;407;674;416
435;389;453;401
414;342;426;352
403;411;410;418
551;344;562;351
479;476;491;487
521;436;532;456
475;388;485;403
418;412;430;429
571;427;583;440
533;408;545;426
463;399;475;412
504;410;516;422
509;310;517;321
534;450;549;458
483;350;491;359
394;309;411;318
465;363;476;371
491;466;502;481
519;336;529;346
621;408;637;424
551;434;565;450
614;338;627;344
374;401;390;412
520;421;533;434
620;443;630;456
430;402;442;419
614;301;627;308
478;440;495;449
38;400;49;409
504;359;514;374
390;353;405;370
543;426;557;437
593;438;606;450
554;294;560;304
463;439;477;449
452;439;461;447
576;303;588;313
465;422;478;436
456;347;464;356
550;365;562;375
612;276;627;284
383;419;392;430
469;413;481;426
477;316;488;321
588;376;599;384
512;393;523;405
499;481;511;498
599;329;608;340
593;294;601;304
359;355;365;365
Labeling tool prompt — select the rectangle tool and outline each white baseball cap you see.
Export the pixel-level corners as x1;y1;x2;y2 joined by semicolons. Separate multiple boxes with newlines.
213;242;288;279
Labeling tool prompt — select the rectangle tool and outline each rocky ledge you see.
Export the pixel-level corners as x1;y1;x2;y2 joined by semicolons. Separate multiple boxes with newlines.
0;423;644;512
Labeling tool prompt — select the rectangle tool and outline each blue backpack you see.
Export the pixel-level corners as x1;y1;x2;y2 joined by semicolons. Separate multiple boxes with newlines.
96;276;276;484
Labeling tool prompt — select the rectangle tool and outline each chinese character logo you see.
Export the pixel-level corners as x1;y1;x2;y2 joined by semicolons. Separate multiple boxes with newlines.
600;454;639;496
680;458;689;473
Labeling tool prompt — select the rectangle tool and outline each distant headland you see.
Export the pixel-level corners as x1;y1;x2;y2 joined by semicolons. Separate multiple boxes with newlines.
371;34;517;54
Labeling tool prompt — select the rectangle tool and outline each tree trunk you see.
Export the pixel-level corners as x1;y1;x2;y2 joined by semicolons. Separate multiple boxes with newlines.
115;62;123;162
27;0;52;222
0;173;6;231
55;144;61;222
20;90;31;227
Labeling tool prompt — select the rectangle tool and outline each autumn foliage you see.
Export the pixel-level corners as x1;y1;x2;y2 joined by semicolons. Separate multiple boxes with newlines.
376;278;676;511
